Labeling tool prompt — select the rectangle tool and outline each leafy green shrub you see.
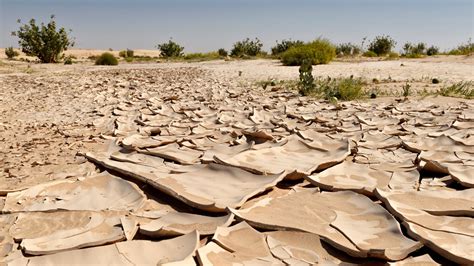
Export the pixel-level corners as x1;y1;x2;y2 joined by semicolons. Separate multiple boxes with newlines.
271;39;304;56
5;47;19;59
363;51;377;57
336;43;361;56
95;52;118;65
426;46;439;56
157;39;184;58
281;39;336;66
317;77;364;101
298;59;315;96
218;48;228;57
368;35;396;56
438;81;473;99
230;38;263;57
11;15;74;63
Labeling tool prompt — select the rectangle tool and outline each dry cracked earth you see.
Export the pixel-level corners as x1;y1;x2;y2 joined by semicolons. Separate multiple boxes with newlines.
0;59;473;265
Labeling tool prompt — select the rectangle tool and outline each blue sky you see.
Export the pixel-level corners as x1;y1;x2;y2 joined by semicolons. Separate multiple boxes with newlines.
1;0;473;52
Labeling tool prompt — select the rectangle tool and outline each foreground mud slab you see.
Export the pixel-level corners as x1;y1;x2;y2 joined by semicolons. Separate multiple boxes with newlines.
0;60;473;264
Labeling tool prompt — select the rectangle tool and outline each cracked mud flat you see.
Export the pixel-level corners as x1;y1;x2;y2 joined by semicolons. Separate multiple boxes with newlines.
0;58;473;265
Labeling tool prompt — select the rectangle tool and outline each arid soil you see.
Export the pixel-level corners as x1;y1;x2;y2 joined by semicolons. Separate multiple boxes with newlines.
0;55;473;264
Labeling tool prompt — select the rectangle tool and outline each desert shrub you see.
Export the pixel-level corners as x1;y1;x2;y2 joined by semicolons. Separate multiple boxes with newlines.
362;51;377;57
5;47;19;59
271;39;304;56
281;39;336;66
437;81;473;99
11;15;74;63
218;48;228;57
403;42;426;57
183;52;220;61
448;39;474;55
402;83;411;97
336;42;361;56
95;52;118;65
426;46;439;56
317;77;364;101
119;49;134;58
298;59;315;96
230;38;263;57
368;35;396;56
388;52;399;59
119;50;126;57
157;39;184;58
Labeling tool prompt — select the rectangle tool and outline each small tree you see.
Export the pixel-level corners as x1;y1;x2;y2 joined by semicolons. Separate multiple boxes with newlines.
218;48;228;57
11;15;74;63
5;47;19;59
231;38;263;57
426;46;439;56
156;39;184;58
368;35;396;56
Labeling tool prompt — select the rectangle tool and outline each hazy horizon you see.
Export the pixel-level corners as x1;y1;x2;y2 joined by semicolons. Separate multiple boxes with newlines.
1;0;473;53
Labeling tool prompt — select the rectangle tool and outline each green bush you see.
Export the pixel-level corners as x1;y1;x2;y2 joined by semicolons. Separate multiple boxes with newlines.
426;46;439;56
157;39;184;58
271;39;304;56
403;42;426;57
298;59;315;96
119;49;134;58
95;52;118;65
11;15;74;63
280;39;336;66
317;77;364;101
336;43;361;56
388;52;399;59
368;35;396;56
230;38;263;57
218;48;228;57
5;47;19;59
363;51;377;57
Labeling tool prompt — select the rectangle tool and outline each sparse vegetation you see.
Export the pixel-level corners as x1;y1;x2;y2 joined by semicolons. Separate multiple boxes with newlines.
298;60;315;96
271;39;304;56
12;15;74;63
387;52;400;59
63;55;74;65
447;39;474;55
336;43;361;56
231;38;263;57
119;49;134;58
95;52;118;65
367;35;396;56
317;77;365;101
362;51;377;57
402;42;426;57
183;52;221;61
218;48;228;57
437;81;473;99
426;46;439;56
281;38;336;66
157;39;184;58
402;83;411;97
5;47;19;59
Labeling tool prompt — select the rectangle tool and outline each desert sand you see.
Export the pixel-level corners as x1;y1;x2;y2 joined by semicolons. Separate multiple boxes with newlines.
0;52;473;265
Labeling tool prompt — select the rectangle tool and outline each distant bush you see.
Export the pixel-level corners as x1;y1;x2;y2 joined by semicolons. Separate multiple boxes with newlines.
448;39;474;55
119;49;134;58
388;52;399;59
12;15;74;63
157;39;184;58
280;39;336;66
336;43;361;56
368;35;396;56
402;42;426;57
184;52;220;61
5;47;19;59
95;52;118;65
271;39;304;56
218;48;228;57
362;50;377;57
426;46;439;56
231;38;263;57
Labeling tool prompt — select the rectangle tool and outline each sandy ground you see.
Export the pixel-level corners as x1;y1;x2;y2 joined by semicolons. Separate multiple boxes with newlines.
0;54;473;264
